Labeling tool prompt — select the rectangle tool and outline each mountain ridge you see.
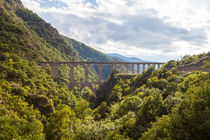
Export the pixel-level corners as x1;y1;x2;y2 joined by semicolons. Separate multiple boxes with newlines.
107;53;151;62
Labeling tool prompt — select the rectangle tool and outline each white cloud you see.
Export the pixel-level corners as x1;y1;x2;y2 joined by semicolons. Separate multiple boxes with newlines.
20;0;210;62
21;0;41;11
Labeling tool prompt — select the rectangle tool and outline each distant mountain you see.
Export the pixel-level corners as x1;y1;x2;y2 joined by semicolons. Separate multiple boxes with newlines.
107;53;150;62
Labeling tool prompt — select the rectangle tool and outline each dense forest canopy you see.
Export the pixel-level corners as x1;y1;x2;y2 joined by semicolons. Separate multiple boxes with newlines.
0;0;210;139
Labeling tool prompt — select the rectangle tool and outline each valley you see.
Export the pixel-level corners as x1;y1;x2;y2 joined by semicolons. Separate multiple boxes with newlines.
0;0;210;140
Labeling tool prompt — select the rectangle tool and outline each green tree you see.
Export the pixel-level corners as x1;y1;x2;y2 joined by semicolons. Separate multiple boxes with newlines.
118;96;142;116
0;90;45;140
141;72;210;140
135;92;166;138
45;104;76;140
107;84;123;104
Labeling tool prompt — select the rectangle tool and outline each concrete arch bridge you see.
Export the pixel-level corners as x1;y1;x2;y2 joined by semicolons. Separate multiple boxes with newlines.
38;62;164;97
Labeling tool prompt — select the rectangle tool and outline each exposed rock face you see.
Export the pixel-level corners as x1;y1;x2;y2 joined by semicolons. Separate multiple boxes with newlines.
14;0;23;7
0;0;4;10
26;94;55;115
1;0;23;9
177;56;210;72
0;95;2;104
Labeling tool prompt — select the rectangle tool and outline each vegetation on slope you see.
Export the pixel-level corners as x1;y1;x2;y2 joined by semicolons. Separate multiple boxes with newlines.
1;51;209;139
0;0;210;139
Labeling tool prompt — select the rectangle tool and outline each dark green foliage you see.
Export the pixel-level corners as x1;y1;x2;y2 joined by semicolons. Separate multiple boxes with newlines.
107;84;123;104
94;101;109;120
95;70;122;106
157;67;172;79
118;96;142;116
147;77;167;90
164;60;177;70
136;93;166;128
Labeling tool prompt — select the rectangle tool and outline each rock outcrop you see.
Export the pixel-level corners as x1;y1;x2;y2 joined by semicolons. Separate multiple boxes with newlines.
25;94;55;115
177;56;210;72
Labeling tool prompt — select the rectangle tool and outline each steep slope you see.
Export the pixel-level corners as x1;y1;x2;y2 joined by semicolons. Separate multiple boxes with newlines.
15;7;80;61
63;37;114;62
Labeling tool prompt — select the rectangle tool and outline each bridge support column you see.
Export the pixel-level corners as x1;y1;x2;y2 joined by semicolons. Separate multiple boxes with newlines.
143;64;145;72
110;64;113;72
119;64;123;73
110;64;117;72
84;64;90;84
51;62;59;78
97;64;103;83
132;64;135;74
126;64;129;73
157;64;161;69
68;64;75;90
137;64;140;74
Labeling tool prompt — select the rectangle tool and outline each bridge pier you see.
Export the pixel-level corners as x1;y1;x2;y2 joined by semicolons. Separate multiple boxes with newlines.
110;64;117;72
119;64;123;73
132;64;135;74
142;64;145;72
51;62;59;78
97;64;103;83
137;64;140;74
157;64;161;69
84;64;90;83
126;64;129;73
68;64;75;90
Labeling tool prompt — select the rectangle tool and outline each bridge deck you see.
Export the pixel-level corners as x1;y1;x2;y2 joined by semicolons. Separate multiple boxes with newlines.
38;61;164;65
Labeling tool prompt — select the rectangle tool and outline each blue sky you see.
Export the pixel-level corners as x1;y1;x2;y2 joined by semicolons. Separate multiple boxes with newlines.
39;0;97;8
21;0;210;62
84;0;97;6
39;0;67;8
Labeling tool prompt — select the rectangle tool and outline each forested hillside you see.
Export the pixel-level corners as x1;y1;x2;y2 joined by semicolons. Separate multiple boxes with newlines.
0;0;210;139
0;0;114;83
